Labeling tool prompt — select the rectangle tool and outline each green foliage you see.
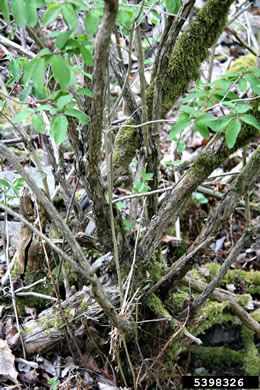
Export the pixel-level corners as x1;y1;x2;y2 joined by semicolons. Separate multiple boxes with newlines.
192;191;208;204
168;67;260;150
48;376;60;390
133;170;153;193
165;0;181;14
50;115;68;146
0;177;24;201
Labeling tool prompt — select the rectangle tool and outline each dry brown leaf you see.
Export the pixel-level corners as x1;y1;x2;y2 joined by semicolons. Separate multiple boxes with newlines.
198;267;210;277
162;235;182;243
0;338;19;384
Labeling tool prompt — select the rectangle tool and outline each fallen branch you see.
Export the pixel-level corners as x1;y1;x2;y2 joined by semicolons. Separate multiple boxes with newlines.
180;276;260;337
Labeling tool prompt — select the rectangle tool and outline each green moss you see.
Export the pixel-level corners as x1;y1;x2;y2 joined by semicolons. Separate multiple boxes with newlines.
189;300;230;337
112;123;141;178
189;346;244;368
203;263;260;295
139;253;166;285
146;293;171;318
147;0;233;117
251;308;260;322
80;299;88;312
241;325;260;376
227;53;256;73
171;291;190;311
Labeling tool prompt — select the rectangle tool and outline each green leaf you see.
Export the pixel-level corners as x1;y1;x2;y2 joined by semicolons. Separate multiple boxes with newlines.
123;218;134;230
36;104;53;112
177;141;186;153
183;91;207;103
13;109;34;123
192;192;208;204
0;178;10;187
240;114;260;130
141;170;153;181
23;57;38;84
63;38;80;50
180;105;200;115
245;73;260;95
61;3;78;31
19;85;32;102
42;3;62;26
167;119;192;140
8;60;20;81
0;0;10;27
80;46;93;66
209;115;233;132
55;30;73;49
12;177;24;187
116;202;126;209
85;11;99;35
25;0;39;27
56;94;73;109
31;57;46;94
195;122;210;139
165;0;181;14
63;108;88;124
50;55;71;91
10;0;27;28
239;78;247;92
32;114;45;134
76;87;92;97
50;115;68;146
195;113;217;125
225;119;241;148
235;104;252;114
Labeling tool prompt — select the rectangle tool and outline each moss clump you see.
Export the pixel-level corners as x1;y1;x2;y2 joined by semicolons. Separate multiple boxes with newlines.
241;325;260;376
188;346;244;368
228;53;256;73
202;263;260;295
112;122;141;178
146;293;171;319
189;300;230;337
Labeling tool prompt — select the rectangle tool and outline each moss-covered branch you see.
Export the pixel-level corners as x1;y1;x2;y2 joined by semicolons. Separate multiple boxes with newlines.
147;0;233;117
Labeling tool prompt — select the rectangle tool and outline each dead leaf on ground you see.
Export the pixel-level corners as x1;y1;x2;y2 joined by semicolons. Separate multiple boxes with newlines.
198;267;210;277
0;338;19;384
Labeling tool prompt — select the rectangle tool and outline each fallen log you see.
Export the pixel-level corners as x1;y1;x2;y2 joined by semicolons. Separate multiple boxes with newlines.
22;285;120;356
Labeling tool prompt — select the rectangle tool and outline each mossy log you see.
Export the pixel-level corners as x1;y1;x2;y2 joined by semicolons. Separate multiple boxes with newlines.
22;285;120;356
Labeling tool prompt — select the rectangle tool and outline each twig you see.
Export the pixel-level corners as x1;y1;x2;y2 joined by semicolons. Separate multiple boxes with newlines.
15;292;57;301
225;26;257;56
135;24;150;154
2;202;26;358
122;199;147;313
0;35;35;58
145;236;214;296
14;278;46;292
105;129;123;305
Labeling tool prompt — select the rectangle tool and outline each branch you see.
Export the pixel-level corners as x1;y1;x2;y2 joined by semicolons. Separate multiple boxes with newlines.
147;0;233;117
0;143;134;335
142;144;260;289
79;0;119;251
137;112;260;265
180;276;260;337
